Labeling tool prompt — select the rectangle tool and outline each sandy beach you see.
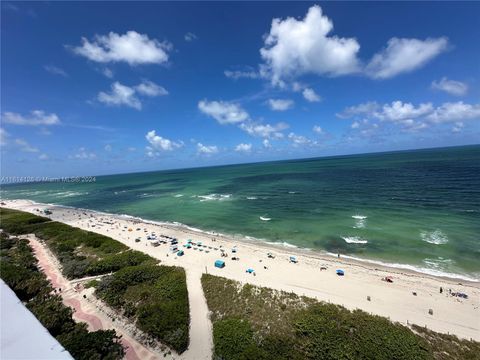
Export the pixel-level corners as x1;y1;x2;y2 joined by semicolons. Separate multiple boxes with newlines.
2;199;479;345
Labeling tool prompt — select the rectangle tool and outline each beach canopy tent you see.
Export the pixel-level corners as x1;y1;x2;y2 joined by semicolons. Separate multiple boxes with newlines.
184;244;192;249
215;260;225;268
246;268;255;274
187;239;193;243
290;256;298;263
336;269;345;276
177;250;184;256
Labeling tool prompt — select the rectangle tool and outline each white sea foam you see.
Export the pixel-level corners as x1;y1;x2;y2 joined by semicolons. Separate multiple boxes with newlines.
246;196;257;200
352;214;367;228
197;194;232;202
259;216;271;221
342;236;368;244
288;191;297;194
420;230;448;245
54;191;87;198
174;194;184;198
265;241;298;249
423;257;454;271
138;193;153;198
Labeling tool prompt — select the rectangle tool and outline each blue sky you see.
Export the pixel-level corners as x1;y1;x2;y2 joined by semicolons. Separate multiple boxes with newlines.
1;1;479;177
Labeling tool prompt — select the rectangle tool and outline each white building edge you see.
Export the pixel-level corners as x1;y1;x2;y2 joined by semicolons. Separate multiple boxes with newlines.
1;280;73;360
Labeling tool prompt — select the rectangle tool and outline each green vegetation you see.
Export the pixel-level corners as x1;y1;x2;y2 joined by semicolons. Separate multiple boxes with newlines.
95;264;190;353
202;274;480;360
0;208;50;234
0;207;190;354
411;325;480;360
0;232;124;359
84;279;99;288
0;208;153;279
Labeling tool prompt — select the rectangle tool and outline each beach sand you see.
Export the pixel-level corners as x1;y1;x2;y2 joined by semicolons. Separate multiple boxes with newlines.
3;199;479;347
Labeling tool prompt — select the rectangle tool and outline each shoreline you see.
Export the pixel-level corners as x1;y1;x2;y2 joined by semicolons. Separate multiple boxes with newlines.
3;198;478;284
2;198;479;341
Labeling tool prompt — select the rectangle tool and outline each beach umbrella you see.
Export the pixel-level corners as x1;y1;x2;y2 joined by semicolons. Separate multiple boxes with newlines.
336;269;345;276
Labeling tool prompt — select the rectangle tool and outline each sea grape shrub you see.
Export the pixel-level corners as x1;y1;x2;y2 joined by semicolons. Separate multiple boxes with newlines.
27;295;76;337
56;324;124;360
85;250;154;276
96;264;190;353
0;208;49;234
293;305;430;359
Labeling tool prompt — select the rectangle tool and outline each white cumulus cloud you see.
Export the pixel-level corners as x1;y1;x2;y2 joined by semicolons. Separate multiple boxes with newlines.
288;132;316;147
145;130;183;155
366;37;448;79
336;101;379;119
260;5;361;85
98;80;167;110
378;101;433;122
340;100;480;135
313;125;324;134
240;122;289;138
2;110;61;126
235;143;252;153
135;80;169;97
427;102;480;124
72;31;171;65
303;88;321;102
431;77;468;96
98;82;141;109
198;100;249;124
197;143;218;154
268;99;294;111
73;147;96;160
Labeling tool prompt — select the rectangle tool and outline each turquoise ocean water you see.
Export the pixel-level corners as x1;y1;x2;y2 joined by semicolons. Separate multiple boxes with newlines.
2;145;479;280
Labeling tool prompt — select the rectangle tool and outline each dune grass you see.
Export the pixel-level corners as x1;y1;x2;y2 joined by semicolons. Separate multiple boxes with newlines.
202;274;479;360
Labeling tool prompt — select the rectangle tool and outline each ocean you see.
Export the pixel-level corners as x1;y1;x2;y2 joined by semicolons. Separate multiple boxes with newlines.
2;145;479;281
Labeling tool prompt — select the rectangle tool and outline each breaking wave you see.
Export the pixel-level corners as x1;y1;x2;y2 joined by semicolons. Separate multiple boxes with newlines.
421;230;449;245
342;236;368;244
